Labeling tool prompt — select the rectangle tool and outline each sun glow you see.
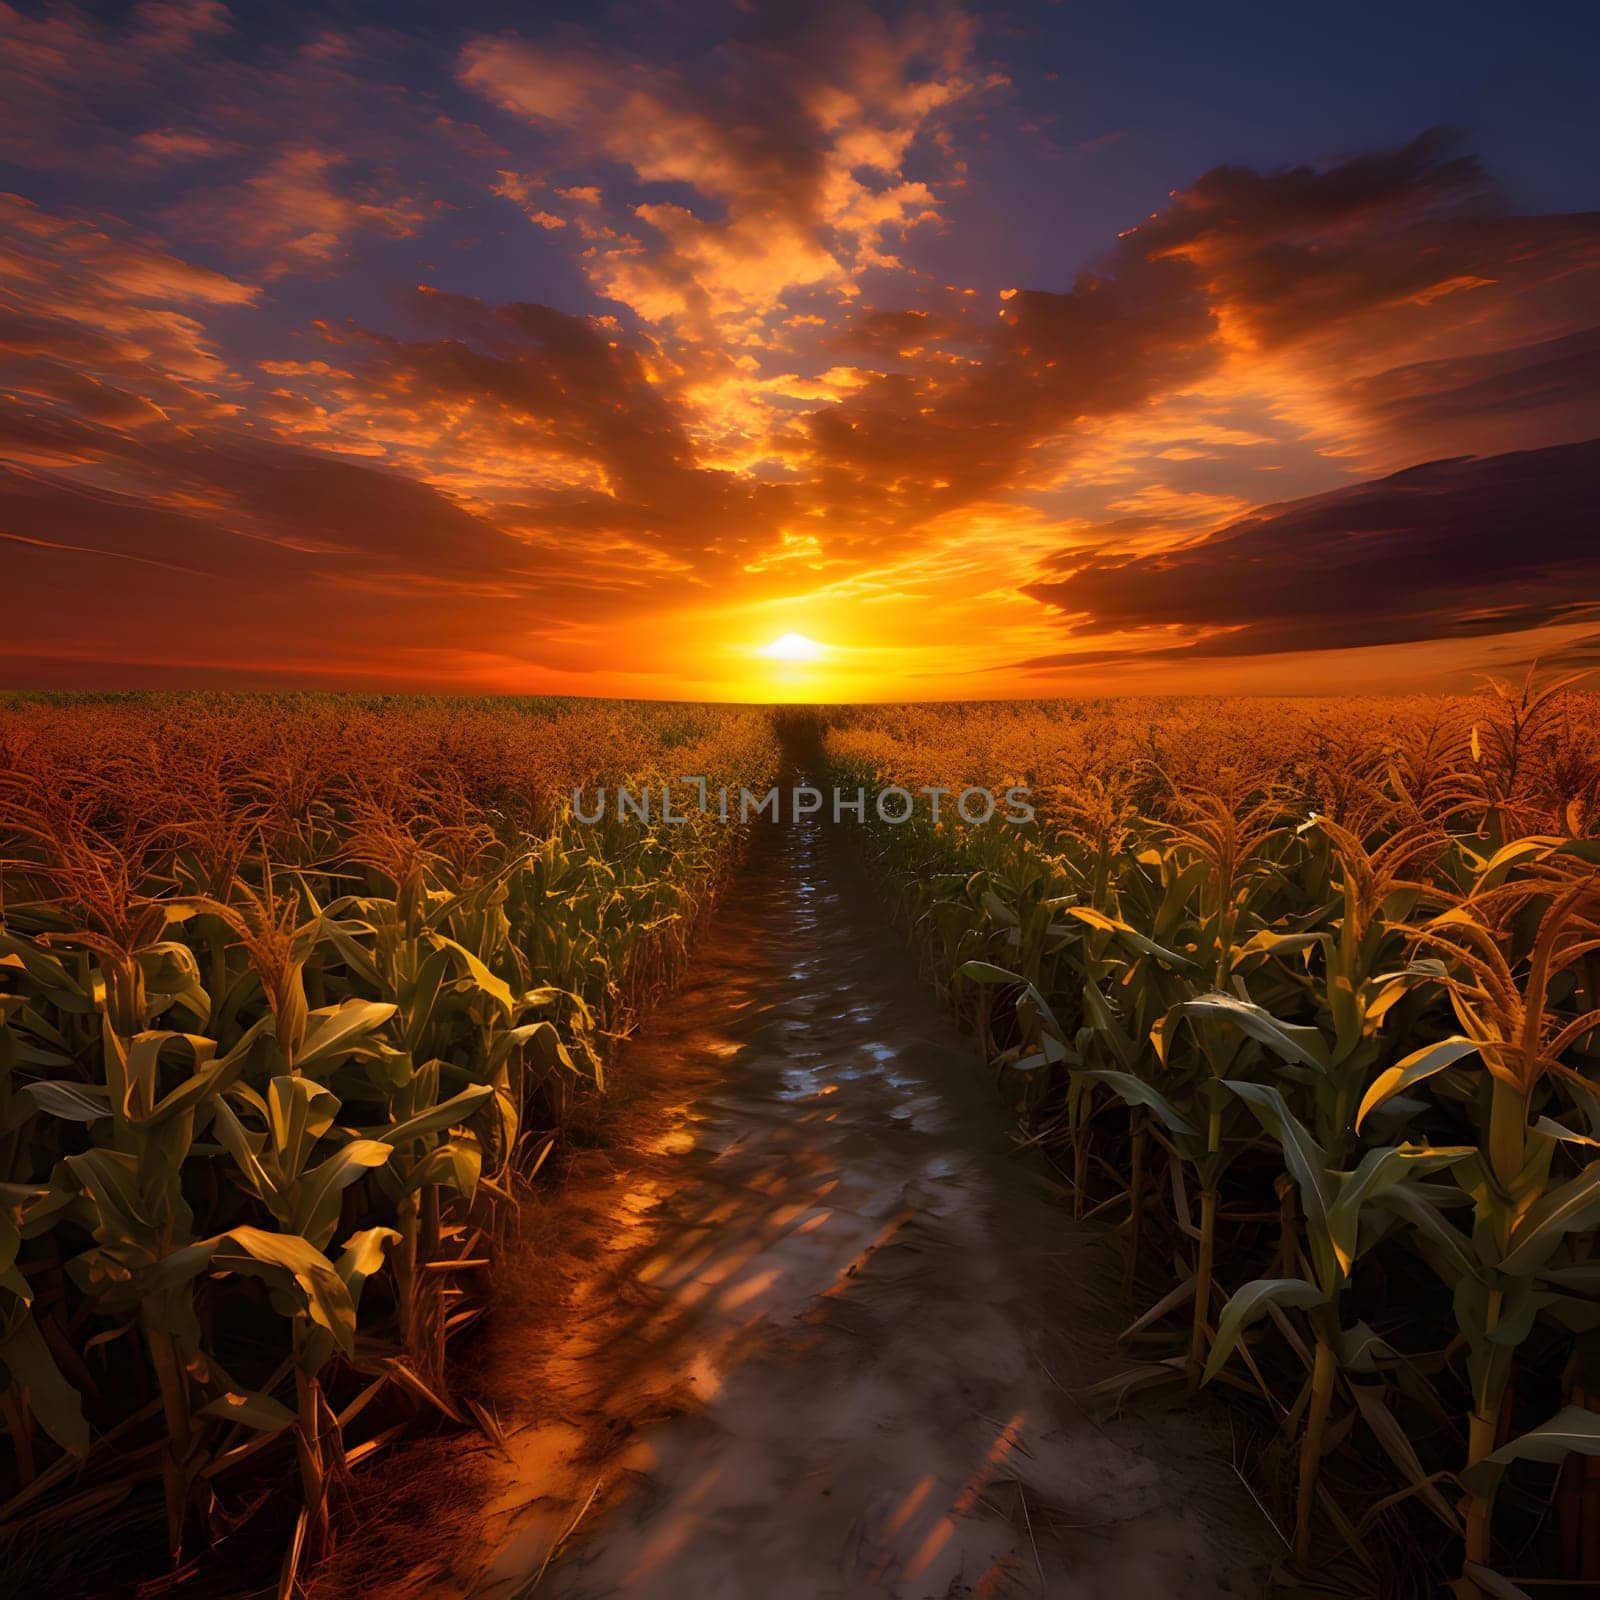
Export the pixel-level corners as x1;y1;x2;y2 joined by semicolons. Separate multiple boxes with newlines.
756;632;826;662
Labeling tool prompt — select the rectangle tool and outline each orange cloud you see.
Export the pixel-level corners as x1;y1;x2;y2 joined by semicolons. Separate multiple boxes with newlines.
167;147;424;277
459;3;984;341
0;192;257;462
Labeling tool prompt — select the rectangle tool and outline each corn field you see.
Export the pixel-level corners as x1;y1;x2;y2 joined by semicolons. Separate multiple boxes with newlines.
826;676;1600;1593
7;683;1600;1595
0;693;777;1591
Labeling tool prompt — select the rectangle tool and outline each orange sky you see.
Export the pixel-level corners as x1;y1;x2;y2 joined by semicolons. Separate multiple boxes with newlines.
2;1;1599;700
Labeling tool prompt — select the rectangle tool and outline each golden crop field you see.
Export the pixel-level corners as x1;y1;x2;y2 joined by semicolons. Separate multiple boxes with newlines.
0;694;778;1588
826;678;1600;1584
3;682;1600;1596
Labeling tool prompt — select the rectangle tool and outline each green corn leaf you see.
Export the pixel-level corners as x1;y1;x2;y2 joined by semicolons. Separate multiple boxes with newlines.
371;1083;495;1149
149;1015;274;1126
1202;1277;1325;1384
1179;993;1330;1072
958;960;1023;984
297;999;398;1072
201;1388;296;1433
1327;1145;1473;1277
1373;1183;1483;1287
65;1148;154;1246
1461;1403;1600;1497
267;1076;341;1182
289;1140;393;1251
1065;907;1194;969
1500;1163;1600;1276
1079;1069;1199;1139
428;935;515;1019
0;1312;90;1455
336;1225;401;1295
210;1096;278;1207
198;1226;357;1360
17;1080;112;1124
1356;1037;1480;1132
401;1138;482;1202
1226;1080;1333;1246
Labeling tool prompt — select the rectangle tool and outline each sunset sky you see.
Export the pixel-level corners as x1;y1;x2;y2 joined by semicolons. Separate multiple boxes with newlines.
3;0;1598;700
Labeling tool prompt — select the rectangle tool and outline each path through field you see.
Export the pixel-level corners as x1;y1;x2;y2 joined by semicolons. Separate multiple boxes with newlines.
326;800;1273;1599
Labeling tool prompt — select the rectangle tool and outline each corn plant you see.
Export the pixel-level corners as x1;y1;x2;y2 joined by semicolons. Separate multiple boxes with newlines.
829;680;1600;1589
0;694;777;1587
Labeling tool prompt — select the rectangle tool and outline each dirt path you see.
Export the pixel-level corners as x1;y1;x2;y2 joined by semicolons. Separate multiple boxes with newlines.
331;806;1275;1599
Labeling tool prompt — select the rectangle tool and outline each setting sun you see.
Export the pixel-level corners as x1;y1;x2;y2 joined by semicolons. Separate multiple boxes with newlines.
756;633;827;662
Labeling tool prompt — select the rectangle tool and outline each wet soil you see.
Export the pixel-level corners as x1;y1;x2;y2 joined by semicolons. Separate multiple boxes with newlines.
319;805;1276;1599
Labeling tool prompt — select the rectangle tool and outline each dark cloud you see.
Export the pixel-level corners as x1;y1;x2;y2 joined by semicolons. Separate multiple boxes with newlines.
1019;437;1600;664
1341;326;1600;458
0;0;231;172
829;308;968;358
808;259;1211;474
0;270;797;682
1132;129;1504;348
799;252;1216;531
